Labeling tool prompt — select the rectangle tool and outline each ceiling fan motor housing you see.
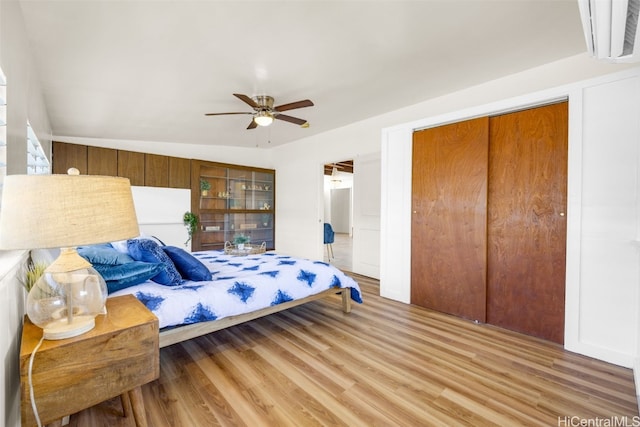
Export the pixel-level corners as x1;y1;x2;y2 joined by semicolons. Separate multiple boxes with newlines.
253;95;274;110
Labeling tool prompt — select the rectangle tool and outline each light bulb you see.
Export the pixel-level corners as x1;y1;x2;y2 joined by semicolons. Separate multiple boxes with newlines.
254;111;274;126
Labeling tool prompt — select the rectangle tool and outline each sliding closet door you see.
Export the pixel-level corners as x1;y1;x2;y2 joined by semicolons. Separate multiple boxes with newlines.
487;102;568;344
411;117;489;322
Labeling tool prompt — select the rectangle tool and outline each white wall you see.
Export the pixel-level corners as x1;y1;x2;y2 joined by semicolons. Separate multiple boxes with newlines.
272;124;383;261
572;76;640;365
0;2;52;426
272;140;324;258
381;65;640;368
130;186;191;249
0;251;27;427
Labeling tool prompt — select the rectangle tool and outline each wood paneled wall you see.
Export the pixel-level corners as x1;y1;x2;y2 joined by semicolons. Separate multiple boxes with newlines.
52;141;191;189
52;142;88;175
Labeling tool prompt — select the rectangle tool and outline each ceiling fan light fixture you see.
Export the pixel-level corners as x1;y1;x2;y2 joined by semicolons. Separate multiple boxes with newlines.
205;93;313;130
254;111;274;127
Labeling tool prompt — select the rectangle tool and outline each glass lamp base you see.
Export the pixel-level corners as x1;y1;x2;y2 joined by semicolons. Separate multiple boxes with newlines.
42;315;96;340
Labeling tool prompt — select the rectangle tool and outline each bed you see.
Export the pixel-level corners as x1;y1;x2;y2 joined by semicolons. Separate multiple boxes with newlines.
101;243;363;348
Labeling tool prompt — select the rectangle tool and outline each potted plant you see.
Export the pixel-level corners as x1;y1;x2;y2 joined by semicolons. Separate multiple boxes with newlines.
233;233;250;250
183;211;198;246
200;179;211;197
20;260;48;292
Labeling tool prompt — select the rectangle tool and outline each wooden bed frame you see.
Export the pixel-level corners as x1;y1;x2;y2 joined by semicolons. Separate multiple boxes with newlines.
159;288;352;348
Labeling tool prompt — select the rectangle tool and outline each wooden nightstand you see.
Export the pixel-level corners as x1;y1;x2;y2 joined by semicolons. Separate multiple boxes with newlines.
20;294;159;427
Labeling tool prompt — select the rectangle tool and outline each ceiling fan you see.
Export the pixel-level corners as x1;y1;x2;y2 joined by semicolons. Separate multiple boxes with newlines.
205;93;314;129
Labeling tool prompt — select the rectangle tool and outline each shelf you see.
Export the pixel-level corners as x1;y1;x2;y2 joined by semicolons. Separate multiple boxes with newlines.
199;174;226;179
202;227;272;233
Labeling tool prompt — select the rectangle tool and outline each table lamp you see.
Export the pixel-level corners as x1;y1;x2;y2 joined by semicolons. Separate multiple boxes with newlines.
0;169;140;339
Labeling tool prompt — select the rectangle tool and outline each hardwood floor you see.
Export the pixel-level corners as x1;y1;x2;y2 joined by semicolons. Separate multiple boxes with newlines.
324;232;352;271
69;274;638;426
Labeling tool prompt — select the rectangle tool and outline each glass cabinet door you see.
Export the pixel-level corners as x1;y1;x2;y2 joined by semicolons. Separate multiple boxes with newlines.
192;161;275;251
199;212;274;251
227;169;274;211
198;165;228;210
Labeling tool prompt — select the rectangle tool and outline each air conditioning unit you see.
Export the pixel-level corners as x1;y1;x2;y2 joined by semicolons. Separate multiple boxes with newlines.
578;0;640;62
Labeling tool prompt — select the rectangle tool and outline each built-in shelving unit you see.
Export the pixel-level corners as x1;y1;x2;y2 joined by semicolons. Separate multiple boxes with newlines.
191;160;275;252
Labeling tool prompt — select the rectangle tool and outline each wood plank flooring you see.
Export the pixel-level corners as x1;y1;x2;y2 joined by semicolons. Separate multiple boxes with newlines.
69;274;638;426
324;232;352;271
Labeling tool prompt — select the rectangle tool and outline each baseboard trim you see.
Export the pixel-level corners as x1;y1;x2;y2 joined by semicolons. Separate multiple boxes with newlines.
634;358;640;413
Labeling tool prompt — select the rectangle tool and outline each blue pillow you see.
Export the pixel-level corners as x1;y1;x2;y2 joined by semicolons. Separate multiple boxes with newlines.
93;261;163;293
162;246;212;281
127;239;183;286
78;244;133;265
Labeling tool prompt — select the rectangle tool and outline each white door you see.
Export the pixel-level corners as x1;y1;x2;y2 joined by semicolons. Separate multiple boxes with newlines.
352;153;381;279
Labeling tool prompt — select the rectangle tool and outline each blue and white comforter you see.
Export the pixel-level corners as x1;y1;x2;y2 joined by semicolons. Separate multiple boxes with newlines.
111;251;363;329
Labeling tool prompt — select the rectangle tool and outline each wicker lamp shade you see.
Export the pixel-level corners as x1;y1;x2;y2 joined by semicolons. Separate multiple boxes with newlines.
0;174;139;250
0;172;140;340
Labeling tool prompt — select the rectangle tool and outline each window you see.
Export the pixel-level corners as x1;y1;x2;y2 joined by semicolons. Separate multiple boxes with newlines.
27;122;49;175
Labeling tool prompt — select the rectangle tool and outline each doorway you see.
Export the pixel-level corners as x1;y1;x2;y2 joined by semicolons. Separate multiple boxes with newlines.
323;160;353;270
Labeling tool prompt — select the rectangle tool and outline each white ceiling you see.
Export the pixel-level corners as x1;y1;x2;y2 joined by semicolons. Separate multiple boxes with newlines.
18;0;587;148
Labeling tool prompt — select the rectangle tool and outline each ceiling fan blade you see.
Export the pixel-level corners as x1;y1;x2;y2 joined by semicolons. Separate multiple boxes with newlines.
204;112;253;116
233;93;260;109
274;99;314;112
246;119;258;130
275;114;307;126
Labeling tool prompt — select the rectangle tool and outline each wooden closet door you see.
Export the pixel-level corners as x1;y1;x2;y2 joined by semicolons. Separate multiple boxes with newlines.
411;117;489;322
487;102;568;344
